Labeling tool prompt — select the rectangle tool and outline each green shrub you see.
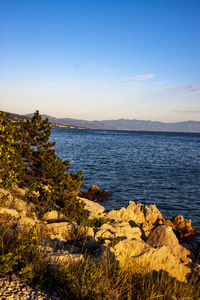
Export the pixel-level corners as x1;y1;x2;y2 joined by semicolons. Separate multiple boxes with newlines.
82;216;109;228
0;112;24;188
0;218;40;281
0;111;87;223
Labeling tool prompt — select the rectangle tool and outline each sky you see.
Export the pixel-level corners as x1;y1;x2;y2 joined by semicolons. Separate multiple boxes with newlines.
0;0;200;122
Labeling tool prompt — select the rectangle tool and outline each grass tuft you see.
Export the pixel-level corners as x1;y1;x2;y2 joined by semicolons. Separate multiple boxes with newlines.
0;215;200;299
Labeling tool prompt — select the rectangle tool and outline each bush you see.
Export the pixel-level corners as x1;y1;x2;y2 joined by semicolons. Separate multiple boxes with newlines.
0;111;87;222
0;112;24;188
0;215;42;281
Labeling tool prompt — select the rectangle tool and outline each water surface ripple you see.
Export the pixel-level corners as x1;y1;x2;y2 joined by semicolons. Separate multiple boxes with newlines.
51;129;200;237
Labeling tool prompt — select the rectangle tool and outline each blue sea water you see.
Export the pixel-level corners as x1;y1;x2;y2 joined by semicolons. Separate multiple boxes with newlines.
51;128;200;237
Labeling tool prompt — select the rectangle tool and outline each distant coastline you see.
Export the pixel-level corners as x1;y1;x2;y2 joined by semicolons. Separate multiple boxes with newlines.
27;113;200;133
2;111;200;133
2;111;87;130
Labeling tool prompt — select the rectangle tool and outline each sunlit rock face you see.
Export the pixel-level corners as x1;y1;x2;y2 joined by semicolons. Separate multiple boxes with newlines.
147;225;192;264
110;239;191;283
79;197;105;218
106;201;164;238
95;221;142;243
167;215;197;240
0;188;199;283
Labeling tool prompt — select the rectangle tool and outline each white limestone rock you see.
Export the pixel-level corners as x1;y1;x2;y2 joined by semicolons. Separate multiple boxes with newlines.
111;239;191;282
0;188;34;214
107;201;162;225
43;210;59;221
45;221;77;239
79;197;105;218
147;225;192;264
95;220;142;242
0;207;20;218
39;246;84;265
17;216;37;228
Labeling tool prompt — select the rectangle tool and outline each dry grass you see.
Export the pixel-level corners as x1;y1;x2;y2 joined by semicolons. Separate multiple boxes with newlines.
0;214;200;299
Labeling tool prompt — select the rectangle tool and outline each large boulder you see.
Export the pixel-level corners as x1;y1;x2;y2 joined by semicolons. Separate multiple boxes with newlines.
0;188;35;214
107;201;163;223
43;210;59;221
143;204;163;224
106;201;163;237
111;239;191;282
42;210;66;221
6;198;28;213
79;185;111;202
95;223;115;241
17;216;38;228
0;207;39;232
168;215;197;240
107;201;146;223
79;197;105;218
147;225;192;264
45;221;77;239
112;220;142;240
0;207;20;218
39;246;84;265
95;220;142;243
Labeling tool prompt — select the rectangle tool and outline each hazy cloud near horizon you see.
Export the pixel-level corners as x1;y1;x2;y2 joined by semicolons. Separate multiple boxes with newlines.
126;83;200;92
172;110;200;114
163;84;200;92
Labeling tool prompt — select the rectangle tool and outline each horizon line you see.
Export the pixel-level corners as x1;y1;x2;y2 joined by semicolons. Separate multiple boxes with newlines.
4;110;200;124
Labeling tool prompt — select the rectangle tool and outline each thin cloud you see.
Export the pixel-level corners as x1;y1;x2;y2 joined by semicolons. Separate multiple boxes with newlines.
163;84;200;92
121;74;155;81
127;83;200;92
134;74;155;80
172;110;200;114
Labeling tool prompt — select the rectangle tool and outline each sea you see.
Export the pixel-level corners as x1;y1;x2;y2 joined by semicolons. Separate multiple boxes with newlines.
51;128;200;239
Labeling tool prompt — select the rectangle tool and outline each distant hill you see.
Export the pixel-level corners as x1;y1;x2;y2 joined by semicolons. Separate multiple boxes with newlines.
2;111;200;132
2;111;30;122
25;113;200;133
1;111;86;129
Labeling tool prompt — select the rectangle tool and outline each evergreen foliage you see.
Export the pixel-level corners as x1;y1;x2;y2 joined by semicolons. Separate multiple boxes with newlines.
0;112;24;188
0;111;86;222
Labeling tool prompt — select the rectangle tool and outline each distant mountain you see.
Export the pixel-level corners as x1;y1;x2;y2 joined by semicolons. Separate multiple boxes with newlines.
2;111;30;122
25;113;200;132
1;111;86;129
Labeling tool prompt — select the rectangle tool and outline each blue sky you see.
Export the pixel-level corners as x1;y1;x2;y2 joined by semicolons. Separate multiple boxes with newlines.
0;0;200;122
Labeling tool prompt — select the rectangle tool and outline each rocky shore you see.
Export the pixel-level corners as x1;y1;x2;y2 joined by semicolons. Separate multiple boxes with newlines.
0;187;199;298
